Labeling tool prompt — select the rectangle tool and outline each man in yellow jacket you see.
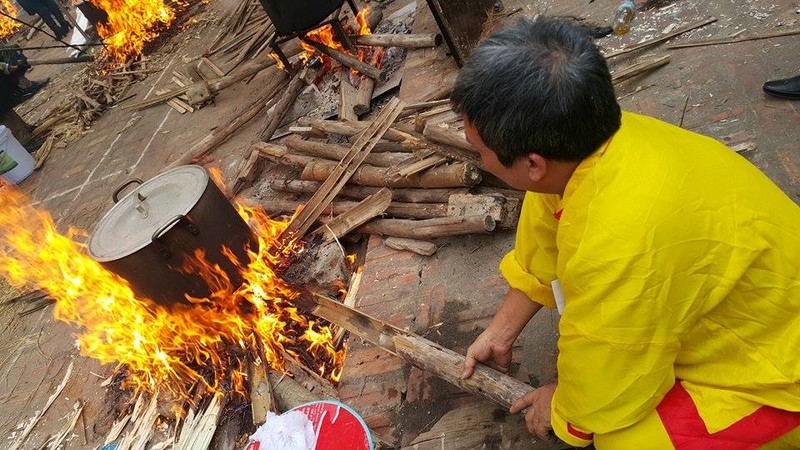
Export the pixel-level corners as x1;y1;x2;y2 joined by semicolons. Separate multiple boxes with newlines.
453;17;800;448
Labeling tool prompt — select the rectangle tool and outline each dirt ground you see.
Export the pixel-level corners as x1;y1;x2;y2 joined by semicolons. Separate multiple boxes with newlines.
1;0;799;448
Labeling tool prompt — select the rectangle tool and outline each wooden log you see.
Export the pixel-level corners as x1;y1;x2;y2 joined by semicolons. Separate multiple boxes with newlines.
311;188;392;243
261;64;315;141
353;76;376;116
302;159;482;188
298;117;482;166
302;38;382;80
254;142;312;169
248;361;273;425
296;292;556;448
231;148;263;195
384;237;438;256
263;196;448;220
351;33;442;48
422;122;472;151
339;72;360;122
611;55;670;85
392;333;530;410
270;179;470;203
166;71;288;169
356;215;495;239
284;135;409;167
279;97;405;243
604;17;717;58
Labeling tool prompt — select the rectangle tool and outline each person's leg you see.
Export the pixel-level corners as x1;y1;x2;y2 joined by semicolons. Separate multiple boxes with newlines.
44;0;72;35
594;382;800;450
35;8;64;39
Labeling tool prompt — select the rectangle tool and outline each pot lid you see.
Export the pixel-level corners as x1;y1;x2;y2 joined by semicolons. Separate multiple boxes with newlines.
88;165;209;262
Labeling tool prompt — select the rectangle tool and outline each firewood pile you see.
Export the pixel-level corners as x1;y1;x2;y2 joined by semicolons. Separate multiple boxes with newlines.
29;57;154;146
205;0;277;75
235;95;524;256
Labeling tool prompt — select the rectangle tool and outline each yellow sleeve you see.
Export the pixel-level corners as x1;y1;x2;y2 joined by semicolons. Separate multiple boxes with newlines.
499;192;560;309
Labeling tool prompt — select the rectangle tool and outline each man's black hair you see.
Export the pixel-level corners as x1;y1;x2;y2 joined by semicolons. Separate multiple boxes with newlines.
451;17;621;165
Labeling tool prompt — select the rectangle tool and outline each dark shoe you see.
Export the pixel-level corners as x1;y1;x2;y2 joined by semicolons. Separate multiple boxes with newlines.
21;78;50;99
763;75;800;100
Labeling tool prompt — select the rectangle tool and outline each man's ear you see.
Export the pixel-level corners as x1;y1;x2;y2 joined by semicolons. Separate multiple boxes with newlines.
526;153;547;182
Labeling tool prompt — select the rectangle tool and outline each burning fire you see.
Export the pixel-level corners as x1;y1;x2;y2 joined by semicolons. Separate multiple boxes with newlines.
87;0;179;63
0;0;21;39
274;7;384;76
0;182;345;402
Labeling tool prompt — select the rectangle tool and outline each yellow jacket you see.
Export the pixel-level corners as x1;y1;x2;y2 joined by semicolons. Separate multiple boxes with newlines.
500;112;800;446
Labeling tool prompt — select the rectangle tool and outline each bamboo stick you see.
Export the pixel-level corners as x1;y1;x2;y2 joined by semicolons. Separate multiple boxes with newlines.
302;159;482;188
264;196;448;220
269;179;470;203
278;97;405;242
166;70;288;169
611;55;670;84
422;123;472;151
666;27;800;49
261;63;315;141
311;188;393;242
350;33;442;48
284;135;409;167
356;215;495;239
603;17;717;58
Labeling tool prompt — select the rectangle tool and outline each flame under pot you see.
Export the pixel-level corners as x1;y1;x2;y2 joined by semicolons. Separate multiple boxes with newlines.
258;0;344;35
88;165;256;307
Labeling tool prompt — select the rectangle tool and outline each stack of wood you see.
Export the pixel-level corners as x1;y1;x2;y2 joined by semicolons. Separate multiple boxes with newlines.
30;56;155;146
247;99;523;256
205;0;277;74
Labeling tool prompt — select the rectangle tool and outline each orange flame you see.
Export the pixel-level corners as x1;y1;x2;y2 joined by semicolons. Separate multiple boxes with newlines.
299;6;383;76
0;0;21;39
87;0;178;63
0;181;344;402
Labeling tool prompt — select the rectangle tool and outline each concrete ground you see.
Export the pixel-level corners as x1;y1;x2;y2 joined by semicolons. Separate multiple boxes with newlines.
0;0;798;448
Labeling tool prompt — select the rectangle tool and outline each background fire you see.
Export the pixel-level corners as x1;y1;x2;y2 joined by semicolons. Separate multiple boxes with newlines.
0;0;21;39
87;0;179;63
0;183;344;403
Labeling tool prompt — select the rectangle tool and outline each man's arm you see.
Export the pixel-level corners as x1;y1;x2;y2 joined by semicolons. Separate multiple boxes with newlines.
462;287;543;378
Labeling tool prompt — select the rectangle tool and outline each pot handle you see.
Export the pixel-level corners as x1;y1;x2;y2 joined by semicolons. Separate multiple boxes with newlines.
113;178;144;203
151;215;200;259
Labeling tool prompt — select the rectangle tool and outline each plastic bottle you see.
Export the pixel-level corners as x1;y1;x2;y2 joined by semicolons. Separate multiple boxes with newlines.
612;0;636;36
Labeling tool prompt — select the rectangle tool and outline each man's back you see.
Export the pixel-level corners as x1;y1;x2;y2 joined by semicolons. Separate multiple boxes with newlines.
554;111;800;433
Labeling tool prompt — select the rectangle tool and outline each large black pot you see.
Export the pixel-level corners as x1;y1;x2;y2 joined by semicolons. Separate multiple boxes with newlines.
258;0;344;35
88;165;256;307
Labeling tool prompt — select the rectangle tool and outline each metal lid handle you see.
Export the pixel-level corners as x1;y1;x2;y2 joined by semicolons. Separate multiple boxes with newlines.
151;215;200;259
112;178;144;203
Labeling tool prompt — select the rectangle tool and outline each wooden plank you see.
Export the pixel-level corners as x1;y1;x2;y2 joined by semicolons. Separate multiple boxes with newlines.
611;55;670;85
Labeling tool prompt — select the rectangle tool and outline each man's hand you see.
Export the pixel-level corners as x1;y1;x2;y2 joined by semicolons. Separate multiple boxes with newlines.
462;328;513;378
510;383;557;439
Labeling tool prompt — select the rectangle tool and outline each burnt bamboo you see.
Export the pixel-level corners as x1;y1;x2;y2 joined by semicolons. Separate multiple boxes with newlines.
302;39;382;80
350;33;442;48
